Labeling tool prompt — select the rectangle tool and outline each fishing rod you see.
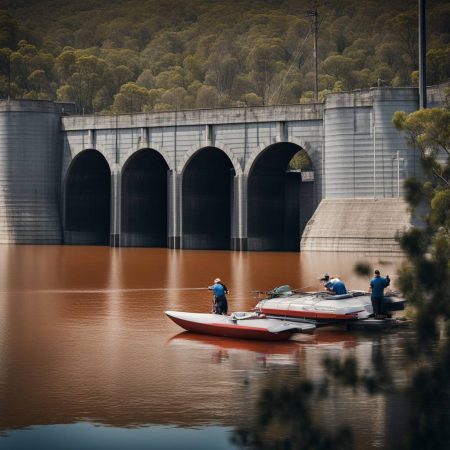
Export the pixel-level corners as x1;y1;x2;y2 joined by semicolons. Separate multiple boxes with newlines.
6;287;211;294
292;285;316;293
249;284;316;295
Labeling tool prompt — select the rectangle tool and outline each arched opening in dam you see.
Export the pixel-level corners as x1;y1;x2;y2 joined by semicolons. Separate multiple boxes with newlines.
182;147;235;249
121;149;169;247
247;143;315;251
64;150;111;245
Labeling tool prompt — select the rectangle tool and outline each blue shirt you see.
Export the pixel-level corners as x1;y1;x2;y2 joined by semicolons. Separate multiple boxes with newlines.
209;283;226;298
325;279;347;295
370;276;390;297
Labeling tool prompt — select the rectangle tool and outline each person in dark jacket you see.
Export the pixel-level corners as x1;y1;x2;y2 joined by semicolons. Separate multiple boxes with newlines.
369;269;390;318
208;278;229;315
320;273;347;295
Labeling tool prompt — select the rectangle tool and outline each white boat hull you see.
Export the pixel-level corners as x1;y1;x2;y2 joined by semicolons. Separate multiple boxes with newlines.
255;291;374;324
165;311;316;341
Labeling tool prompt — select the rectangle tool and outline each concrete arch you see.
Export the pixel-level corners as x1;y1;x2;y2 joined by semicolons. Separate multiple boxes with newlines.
63;146;114;183
64;148;111;245
246;141;314;251
121;144;172;173
244;139;310;175
179;142;242;176
120;148;170;247
181;145;235;250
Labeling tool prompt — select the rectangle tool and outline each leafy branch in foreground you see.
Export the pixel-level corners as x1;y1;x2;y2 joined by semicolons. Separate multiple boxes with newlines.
234;104;450;450
392;104;450;449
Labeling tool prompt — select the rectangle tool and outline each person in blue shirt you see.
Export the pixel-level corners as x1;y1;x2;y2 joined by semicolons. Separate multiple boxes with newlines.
369;269;390;318
208;277;229;315
320;273;348;295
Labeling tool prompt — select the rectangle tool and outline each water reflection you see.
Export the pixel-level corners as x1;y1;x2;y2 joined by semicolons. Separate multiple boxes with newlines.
169;332;303;368
0;245;409;449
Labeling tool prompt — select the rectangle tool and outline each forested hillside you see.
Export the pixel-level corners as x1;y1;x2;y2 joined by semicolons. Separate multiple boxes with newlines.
0;0;449;113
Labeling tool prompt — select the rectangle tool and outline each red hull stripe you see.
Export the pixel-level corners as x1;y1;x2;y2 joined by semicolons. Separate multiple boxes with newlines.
170;316;294;341
261;308;360;320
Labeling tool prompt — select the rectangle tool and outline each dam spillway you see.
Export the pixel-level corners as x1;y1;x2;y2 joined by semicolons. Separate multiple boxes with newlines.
0;86;440;252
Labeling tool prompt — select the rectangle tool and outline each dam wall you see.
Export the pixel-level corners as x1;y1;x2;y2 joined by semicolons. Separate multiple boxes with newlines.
0;85;445;251
0;100;69;244
300;88;421;252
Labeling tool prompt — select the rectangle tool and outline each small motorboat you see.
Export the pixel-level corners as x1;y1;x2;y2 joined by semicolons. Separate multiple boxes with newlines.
254;286;406;326
347;317;411;331
165;311;316;341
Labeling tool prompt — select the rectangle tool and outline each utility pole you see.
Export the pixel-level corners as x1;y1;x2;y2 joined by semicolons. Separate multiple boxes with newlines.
305;7;319;101
7;53;11;100
419;0;427;108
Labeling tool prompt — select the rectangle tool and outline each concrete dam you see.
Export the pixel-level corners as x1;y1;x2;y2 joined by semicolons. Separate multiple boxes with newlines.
0;86;442;252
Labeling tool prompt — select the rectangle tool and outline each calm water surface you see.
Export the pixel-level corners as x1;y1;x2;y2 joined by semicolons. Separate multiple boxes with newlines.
0;246;412;449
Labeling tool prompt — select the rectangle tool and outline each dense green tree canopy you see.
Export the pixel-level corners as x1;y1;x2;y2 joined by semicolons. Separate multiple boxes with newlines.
0;0;449;113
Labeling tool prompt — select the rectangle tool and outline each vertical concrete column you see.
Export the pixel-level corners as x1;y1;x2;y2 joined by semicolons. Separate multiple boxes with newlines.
276;121;286;142
232;174;248;251
110;165;121;247
167;170;182;249
205;124;213;147
140;127;148;148
88;129;96;148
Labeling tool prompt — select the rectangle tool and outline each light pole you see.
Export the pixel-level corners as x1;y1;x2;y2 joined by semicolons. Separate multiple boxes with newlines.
393;151;404;197
419;0;427;109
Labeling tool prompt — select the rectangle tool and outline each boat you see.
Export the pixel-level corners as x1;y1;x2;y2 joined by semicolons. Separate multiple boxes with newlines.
254;285;406;326
165;310;316;341
346;317;411;331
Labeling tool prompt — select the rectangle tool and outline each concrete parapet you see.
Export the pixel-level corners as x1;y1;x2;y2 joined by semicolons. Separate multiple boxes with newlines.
62;103;323;131
300;198;410;253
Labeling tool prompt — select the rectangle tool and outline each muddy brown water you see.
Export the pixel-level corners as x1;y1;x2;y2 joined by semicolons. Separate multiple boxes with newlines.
0;246;412;449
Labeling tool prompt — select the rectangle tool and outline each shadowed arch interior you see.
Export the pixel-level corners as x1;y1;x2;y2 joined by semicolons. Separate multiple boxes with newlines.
64;150;111;245
121;149;169;247
182;147;234;250
248;143;313;251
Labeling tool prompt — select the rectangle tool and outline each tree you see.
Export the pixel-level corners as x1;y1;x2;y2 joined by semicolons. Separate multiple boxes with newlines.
247;40;286;103
0;11;28;49
160;86;187;110
183;54;204;85
27;69;50;96
112;82;150;113
385;11;418;73
204;54;239;97
55;49;76;82
2;0;450;110
427;48;450;85
195;85;219;109
321;54;355;90
241;92;263;107
391;103;450;450
235;101;450;450
288;149;313;171
393;108;450;190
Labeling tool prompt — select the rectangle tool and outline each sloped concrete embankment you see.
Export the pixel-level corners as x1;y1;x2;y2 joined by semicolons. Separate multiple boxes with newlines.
300;198;411;253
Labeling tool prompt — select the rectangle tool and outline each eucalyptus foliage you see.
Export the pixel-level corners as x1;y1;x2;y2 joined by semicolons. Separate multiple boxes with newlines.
234;98;450;450
0;0;449;112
